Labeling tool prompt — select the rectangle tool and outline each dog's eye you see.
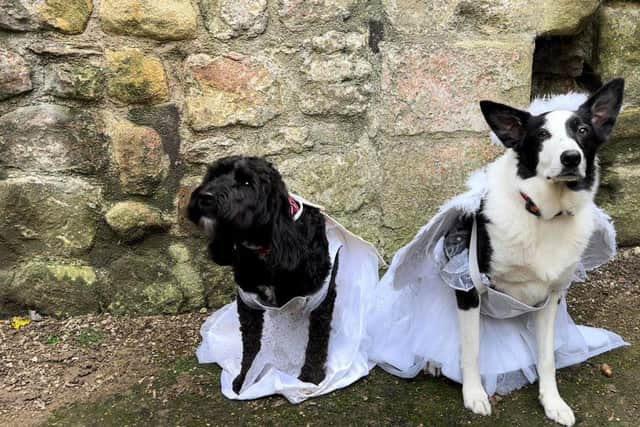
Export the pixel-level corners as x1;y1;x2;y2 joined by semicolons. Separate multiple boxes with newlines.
536;129;550;140
577;126;590;136
242;181;250;186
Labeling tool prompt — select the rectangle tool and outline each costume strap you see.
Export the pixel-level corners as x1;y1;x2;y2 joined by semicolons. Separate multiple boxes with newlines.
469;215;486;295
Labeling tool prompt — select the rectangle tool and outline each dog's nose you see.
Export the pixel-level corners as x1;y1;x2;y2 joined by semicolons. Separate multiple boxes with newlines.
560;150;581;168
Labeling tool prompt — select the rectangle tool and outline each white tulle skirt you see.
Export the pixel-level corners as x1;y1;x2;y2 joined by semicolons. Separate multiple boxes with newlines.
196;212;381;403
368;239;628;396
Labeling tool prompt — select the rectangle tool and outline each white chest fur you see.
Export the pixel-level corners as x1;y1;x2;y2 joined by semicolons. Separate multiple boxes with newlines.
483;154;596;306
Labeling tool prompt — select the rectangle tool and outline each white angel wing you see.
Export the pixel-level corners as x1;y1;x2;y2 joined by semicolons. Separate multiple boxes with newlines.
382;167;617;290
384;170;488;290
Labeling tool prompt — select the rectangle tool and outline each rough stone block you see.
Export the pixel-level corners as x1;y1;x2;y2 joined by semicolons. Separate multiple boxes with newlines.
0;47;32;100
0;260;100;317
0;0;39;31
45;61;104;100
278;0;359;31
599;3;640;106
200;0;268;39
184;54;282;130
299;31;372;116
380;37;533;135
0;104;103;174
106;49;169;105
0;0;93;33
105;201;170;242
102;114;170;195
277;135;381;243
105;245;211;315
0;176;101;258
100;0;197;40
383;0;598;37
380;137;501;253
599;165;640;247
36;0;93;34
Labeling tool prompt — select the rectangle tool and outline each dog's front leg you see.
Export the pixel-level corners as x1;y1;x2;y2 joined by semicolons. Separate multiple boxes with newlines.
536;291;575;426
456;289;491;416
298;250;340;385
232;296;264;394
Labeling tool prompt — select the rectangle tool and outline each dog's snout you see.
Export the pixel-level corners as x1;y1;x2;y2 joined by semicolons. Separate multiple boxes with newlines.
560;150;581;168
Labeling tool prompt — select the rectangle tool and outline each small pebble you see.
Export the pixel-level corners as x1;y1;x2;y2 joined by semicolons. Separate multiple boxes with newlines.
601;363;613;377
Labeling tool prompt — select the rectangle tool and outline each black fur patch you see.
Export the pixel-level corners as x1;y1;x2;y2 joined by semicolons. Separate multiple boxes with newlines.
456;288;480;310
232;296;264;394
475;204;493;275
513;113;549;180
446;207;492;311
299;248;341;385
563;112;601;192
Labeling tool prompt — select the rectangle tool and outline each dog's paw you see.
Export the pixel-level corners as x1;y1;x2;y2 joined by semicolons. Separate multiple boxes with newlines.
232;374;245;394
463;385;492;416
540;394;575;426
298;369;326;385
424;361;442;377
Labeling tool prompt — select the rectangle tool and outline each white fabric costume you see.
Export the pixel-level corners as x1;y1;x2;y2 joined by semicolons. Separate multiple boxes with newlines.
368;164;628;397
197;195;383;403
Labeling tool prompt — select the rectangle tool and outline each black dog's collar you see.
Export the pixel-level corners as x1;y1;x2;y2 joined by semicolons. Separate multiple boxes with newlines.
239;241;272;256
519;191;563;218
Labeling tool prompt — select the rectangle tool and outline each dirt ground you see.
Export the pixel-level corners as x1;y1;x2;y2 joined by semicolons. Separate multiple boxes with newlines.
1;248;639;427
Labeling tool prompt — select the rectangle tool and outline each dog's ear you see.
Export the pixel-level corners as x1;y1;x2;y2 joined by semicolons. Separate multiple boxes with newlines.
264;168;302;271
271;215;302;271
579;78;624;139
480;101;530;148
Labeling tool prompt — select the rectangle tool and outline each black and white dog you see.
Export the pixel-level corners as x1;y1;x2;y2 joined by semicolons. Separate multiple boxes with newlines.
451;79;624;425
188;156;336;394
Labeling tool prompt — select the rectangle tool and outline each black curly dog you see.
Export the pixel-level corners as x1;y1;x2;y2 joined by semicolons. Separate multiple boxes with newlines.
188;155;337;394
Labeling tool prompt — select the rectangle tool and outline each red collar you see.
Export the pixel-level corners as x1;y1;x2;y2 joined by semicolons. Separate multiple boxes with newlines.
520;192;563;218
255;246;272;256
520;191;541;217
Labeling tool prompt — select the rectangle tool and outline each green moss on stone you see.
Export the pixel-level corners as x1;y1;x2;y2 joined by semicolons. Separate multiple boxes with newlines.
106;49;169;105
37;0;93;34
1;260;100;317
105;201;169;242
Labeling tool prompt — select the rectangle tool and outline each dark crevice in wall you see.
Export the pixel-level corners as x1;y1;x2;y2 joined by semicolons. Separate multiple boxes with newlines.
368;20;384;53
531;21;603;99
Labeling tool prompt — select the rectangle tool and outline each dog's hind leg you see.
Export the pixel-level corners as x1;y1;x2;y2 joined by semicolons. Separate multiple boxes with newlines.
457;289;492;416
232;297;264;394
536;291;575;426
298;250;340;385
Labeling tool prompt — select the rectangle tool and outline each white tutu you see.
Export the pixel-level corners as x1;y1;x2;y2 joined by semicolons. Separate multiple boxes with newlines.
197;195;382;403
368;170;629;396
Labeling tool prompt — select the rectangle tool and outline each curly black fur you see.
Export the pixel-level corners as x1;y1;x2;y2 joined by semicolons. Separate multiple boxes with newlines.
188;155;334;392
299;248;340;385
232;296;264;394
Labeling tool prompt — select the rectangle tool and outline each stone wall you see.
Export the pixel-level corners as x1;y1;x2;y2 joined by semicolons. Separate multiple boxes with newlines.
0;0;638;317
